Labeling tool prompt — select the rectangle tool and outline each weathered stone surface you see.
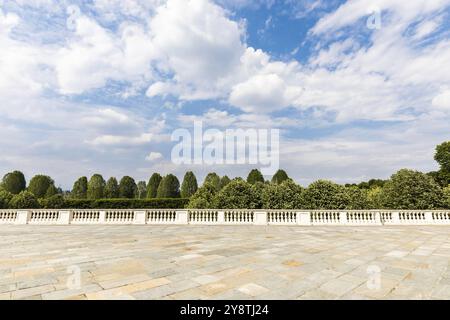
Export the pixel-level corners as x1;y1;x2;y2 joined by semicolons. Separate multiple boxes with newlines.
0;225;449;300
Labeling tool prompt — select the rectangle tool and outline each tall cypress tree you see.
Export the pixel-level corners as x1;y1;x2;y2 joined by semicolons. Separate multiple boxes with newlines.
146;173;162;198
271;169;289;184
87;174;105;199
247;169;264;185
180;171;198;198
204;172;220;191
104;177;119;198
71;176;88;199
119;176;137;199
157;174;180;198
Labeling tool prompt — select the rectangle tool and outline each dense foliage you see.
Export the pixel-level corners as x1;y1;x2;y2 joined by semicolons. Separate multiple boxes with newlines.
214;179;259;209
71;177;88;199
180;171;198;198
271;169;289;184
119;176;137;199
186;183;217;209
1;171;26;194
62;198;188;209
380;169;443;209
247;169;264;185
28;175;55;198
2;141;449;209
104;177;119;198
9;191;39;209
87;174;106;199
146;173;162;198
157;174;180;198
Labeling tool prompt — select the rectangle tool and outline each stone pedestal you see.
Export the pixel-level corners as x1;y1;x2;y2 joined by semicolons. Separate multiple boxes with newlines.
176;211;189;224
58;211;72;225
297;211;311;225
218;211;225;224
254;211;268;225
134;211;147;225
16;210;30;225
339;211;348;224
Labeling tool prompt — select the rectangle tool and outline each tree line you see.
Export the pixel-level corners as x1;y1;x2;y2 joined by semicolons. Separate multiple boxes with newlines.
0;141;449;209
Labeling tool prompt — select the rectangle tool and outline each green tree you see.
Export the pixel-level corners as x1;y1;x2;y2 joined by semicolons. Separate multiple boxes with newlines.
39;194;65;209
435;141;450;172
157;174;180;198
367;186;383;209
187;183;217;209
345;186;369;209
45;184;59;198
213;179;257;209
301;180;349;209
180;171;198;198
381;169;443;209
87;174;105;199
1;171;26;194
218;175;231;190
136;181;147;199
119;176;137;199
430;141;450;187
9;191;40;209
271;169;289;184
444;185;450;209
71;177;88;199
204;172;220;191
0;188;13;208
250;182;266;209
146;173;162;198
104;177;119;198
28;175;54;198
247;169;264;185
262;179;303;209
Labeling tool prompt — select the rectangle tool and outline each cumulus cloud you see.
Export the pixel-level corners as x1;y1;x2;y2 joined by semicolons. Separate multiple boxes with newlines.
1;0;449;188
432;89;450;111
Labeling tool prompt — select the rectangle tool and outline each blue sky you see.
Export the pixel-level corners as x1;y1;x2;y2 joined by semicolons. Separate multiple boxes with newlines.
0;0;449;189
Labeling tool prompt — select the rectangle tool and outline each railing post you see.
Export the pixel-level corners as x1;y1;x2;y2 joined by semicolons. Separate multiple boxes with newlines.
297;211;311;226
217;211;225;224
16;210;30;225
99;211;106;224
391;211;400;225
424;211;433;225
176;210;189;224
58;210;72;225
374;211;382;225
134;210;146;225
339;211;348;225
254;211;268;225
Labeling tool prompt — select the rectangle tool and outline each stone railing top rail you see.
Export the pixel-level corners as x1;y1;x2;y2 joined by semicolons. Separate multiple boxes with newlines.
2;208;450;212
1;209;449;226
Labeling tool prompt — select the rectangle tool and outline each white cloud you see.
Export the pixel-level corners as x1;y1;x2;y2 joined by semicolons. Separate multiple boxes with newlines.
145;152;163;161
148;0;245;99
432;89;450;111
229;73;297;113
55;15;156;94
87;133;153;147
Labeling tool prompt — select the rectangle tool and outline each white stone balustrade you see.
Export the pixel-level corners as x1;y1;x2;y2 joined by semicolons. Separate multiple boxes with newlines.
1;209;450;226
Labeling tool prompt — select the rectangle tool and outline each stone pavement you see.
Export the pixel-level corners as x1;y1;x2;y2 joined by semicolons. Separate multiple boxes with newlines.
0;225;449;300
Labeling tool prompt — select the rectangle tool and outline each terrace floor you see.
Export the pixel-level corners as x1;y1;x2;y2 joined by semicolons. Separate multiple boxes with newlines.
0;225;450;300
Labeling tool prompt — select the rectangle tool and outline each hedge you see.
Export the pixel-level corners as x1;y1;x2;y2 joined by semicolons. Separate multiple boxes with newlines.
42;198;189;209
